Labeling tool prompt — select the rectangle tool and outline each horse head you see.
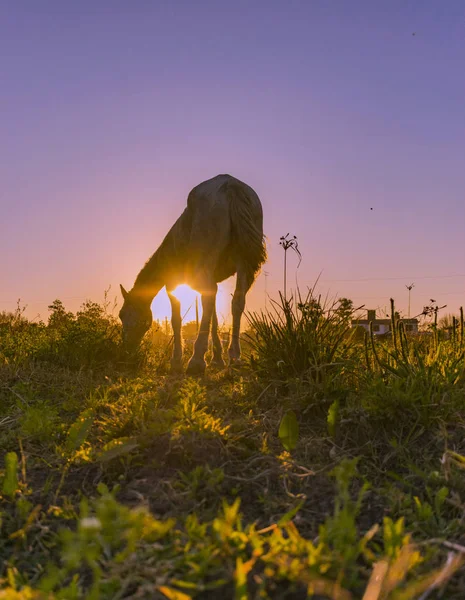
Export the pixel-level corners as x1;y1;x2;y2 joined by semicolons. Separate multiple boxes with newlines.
119;284;152;350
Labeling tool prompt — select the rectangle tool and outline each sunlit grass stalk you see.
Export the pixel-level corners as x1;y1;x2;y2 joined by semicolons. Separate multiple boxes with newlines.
364;331;372;371
433;306;439;349
460;306;464;351
369;321;396;375
398;321;410;368
390;298;399;355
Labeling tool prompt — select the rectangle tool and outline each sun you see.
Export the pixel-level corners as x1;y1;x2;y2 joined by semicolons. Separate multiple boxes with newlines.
171;284;199;314
150;283;231;323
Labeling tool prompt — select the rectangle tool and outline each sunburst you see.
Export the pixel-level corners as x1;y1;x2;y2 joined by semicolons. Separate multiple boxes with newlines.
171;284;199;308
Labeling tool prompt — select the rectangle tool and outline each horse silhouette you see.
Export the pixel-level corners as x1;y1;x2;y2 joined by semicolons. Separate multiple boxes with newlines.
119;174;266;374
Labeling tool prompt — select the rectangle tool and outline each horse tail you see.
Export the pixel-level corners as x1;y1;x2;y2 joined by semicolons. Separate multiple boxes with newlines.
226;181;267;284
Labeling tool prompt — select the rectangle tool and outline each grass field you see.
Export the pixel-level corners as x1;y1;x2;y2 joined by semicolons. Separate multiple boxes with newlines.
1;295;465;599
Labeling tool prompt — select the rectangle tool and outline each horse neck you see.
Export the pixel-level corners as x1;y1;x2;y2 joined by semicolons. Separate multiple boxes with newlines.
132;235;173;301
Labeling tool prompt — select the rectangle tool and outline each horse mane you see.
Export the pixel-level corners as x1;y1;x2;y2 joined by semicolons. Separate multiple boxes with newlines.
133;208;191;295
133;237;172;294
226;180;267;282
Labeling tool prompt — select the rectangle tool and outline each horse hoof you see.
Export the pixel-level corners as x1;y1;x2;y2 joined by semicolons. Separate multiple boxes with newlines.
210;357;226;369
186;359;206;376
228;357;243;367
170;361;184;375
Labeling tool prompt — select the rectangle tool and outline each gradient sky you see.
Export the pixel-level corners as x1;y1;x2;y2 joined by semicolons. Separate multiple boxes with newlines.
1;1;464;324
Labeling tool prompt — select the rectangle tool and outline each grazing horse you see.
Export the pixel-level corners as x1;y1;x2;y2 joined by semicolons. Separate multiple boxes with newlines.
119;174;266;374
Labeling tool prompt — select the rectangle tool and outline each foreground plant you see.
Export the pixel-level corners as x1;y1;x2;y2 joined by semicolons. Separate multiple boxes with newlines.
1;457;462;599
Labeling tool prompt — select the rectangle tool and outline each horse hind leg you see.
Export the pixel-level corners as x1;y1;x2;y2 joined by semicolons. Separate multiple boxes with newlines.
168;292;183;373
186;209;230;374
228;268;253;364
186;282;217;375
210;306;225;368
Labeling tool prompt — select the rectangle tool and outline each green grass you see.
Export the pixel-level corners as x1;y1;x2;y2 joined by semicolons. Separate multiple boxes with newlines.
1;296;465;599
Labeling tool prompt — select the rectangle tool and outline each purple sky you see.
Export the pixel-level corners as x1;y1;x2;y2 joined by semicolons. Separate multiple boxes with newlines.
1;1;464;323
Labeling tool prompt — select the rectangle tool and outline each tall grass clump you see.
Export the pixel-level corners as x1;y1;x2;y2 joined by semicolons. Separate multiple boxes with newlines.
246;289;358;391
363;299;465;420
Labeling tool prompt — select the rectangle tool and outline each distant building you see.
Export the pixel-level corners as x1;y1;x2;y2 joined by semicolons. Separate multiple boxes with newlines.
351;309;419;335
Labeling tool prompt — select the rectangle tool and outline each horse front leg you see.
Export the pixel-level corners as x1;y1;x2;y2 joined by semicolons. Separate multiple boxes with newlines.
168;292;183;373
187;284;216;375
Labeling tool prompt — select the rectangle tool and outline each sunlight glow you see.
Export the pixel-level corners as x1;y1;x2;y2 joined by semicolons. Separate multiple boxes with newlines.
172;284;199;307
150;282;233;324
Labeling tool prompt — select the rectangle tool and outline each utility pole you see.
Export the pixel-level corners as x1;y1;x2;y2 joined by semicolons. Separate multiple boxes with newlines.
406;283;415;318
